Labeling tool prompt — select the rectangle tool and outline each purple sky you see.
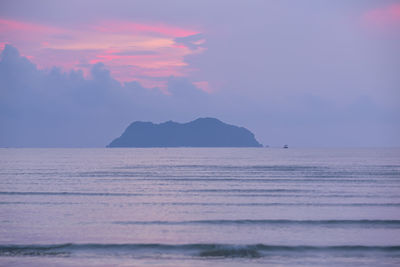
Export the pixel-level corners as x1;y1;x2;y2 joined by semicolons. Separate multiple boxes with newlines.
0;0;399;147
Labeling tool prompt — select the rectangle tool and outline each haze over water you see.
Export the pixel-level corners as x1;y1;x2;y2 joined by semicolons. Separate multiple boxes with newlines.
1;148;399;266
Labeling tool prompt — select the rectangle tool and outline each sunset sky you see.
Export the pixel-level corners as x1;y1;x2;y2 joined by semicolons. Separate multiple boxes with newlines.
0;0;399;147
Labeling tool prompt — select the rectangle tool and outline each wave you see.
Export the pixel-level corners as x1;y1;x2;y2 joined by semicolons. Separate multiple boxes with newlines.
174;188;315;193
1;243;399;258
134;202;400;207
80;164;400;180
0;191;148;197
1;196;400;208
109;164;400;176
108;164;328;171
76;176;400;183
112;219;400;227
0;189;312;196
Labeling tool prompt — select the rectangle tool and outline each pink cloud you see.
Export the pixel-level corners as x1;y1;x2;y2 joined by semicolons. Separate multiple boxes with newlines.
0;42;7;50
193;81;212;93
172;43;188;49
0;18;204;87
95;54;123;61
363;3;400;30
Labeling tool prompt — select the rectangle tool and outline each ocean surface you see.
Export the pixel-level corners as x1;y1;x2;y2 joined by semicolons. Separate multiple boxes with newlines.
0;148;399;266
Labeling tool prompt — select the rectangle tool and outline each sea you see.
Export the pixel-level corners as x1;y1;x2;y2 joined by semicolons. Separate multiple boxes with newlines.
0;148;399;266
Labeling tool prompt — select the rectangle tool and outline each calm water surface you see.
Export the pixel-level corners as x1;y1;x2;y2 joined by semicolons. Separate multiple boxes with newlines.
0;148;399;266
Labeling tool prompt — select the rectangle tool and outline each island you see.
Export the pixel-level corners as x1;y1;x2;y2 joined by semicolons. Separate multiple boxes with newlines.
107;117;262;147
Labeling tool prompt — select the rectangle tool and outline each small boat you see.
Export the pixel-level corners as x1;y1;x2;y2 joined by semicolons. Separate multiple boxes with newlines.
283;144;288;149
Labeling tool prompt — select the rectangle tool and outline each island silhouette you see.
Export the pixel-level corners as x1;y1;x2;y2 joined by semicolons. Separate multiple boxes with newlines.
107;117;262;147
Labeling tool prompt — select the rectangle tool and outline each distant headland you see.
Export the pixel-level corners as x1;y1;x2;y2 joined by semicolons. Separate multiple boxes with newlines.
107;118;262;147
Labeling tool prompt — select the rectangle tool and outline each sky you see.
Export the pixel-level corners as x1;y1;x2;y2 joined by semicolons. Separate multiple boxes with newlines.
0;0;399;147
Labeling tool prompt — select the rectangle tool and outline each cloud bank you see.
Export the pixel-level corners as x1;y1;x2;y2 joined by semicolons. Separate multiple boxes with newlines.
0;45;210;147
1;44;398;147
